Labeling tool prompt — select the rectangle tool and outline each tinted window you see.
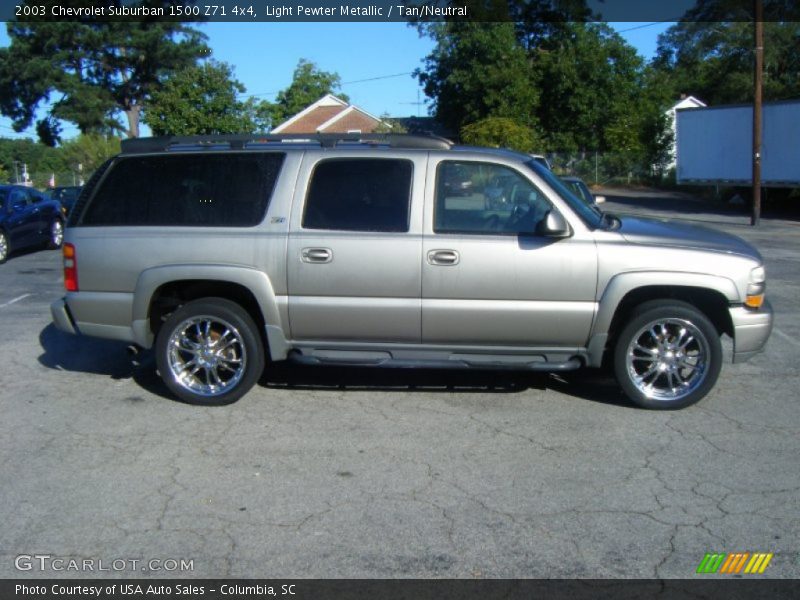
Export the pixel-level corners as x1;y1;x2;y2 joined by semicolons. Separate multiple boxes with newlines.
81;153;284;227
303;159;412;232
435;161;551;235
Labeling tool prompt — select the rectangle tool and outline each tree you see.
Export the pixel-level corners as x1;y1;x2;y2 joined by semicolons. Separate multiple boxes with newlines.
268;59;349;127
59;134;121;176
144;61;267;136
416;22;539;135
0;3;209;143
0;137;64;182
461;117;540;152
653;21;800;106
529;23;647;152
373;114;408;134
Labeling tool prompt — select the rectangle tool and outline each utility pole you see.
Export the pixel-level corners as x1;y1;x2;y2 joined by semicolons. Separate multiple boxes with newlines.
752;0;763;226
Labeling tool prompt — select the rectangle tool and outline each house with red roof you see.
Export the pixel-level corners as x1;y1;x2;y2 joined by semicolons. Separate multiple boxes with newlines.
271;94;384;134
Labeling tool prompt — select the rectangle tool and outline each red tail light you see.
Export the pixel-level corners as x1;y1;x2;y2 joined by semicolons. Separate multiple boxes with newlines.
63;243;78;291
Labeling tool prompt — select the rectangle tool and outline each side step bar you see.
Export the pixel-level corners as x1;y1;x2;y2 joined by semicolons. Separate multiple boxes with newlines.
286;351;582;372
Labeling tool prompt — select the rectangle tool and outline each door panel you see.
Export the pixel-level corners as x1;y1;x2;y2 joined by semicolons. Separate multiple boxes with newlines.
287;154;426;342
6;189;38;247
422;159;598;347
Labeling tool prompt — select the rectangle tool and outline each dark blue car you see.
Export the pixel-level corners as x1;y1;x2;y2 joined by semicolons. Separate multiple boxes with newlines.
0;185;65;263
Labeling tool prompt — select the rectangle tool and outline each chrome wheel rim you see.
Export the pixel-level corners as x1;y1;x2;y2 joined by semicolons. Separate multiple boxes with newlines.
167;316;247;397
0;233;7;261
51;220;63;246
625;318;710;402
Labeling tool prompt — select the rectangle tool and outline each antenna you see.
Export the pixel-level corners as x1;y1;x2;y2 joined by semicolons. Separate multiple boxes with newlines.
401;90;425;117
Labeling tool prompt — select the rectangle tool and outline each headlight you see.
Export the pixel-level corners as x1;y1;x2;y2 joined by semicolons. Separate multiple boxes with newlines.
745;266;766;309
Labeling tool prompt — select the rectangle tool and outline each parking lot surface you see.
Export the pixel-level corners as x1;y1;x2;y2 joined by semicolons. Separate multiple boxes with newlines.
1;195;798;579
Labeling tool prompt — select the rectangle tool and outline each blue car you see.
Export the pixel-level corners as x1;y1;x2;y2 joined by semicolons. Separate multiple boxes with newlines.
0;185;65;263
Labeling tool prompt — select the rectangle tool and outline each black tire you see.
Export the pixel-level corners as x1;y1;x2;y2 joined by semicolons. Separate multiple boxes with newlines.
613;300;722;410
0;230;8;264
155;297;265;405
48;218;64;249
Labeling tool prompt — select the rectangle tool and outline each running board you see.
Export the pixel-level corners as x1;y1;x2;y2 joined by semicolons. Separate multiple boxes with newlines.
286;351;582;372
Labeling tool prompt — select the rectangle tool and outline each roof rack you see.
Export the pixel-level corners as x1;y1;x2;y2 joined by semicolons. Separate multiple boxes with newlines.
120;133;454;154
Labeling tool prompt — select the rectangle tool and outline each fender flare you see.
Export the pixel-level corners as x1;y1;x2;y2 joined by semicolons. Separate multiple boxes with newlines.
130;264;287;357
585;271;738;367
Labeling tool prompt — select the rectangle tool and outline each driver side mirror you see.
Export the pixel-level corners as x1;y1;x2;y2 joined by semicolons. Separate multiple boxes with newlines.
536;210;572;238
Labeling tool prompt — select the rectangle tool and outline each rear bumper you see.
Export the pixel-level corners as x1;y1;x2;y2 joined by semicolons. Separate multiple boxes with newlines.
50;297;78;335
730;299;774;363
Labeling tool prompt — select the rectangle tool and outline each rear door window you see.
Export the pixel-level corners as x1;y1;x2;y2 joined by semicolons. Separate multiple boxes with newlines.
80;153;285;227
302;159;413;232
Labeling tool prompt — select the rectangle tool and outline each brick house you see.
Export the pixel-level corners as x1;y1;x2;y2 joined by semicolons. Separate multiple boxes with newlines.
271;94;384;134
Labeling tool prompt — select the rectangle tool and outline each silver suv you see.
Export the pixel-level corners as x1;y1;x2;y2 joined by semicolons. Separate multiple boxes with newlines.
51;134;773;409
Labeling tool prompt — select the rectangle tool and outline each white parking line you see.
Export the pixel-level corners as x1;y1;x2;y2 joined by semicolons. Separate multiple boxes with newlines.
0;293;33;308
773;328;800;347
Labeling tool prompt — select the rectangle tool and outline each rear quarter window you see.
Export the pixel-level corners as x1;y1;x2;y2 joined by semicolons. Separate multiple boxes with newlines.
80;153;285;227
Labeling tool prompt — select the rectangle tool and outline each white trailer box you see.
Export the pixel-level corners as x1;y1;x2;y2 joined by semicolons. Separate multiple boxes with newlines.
676;100;800;187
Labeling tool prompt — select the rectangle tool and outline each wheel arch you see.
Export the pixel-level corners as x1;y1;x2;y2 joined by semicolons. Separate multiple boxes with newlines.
587;272;737;367
131;265;289;359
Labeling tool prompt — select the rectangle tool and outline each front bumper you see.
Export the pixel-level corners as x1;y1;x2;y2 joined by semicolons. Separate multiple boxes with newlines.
51;297;78;335
730;299;773;363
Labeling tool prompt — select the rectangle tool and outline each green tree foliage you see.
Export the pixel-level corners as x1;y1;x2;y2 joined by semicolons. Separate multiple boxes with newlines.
373;114;409;134
416;18;669;160
416;22;539;135
144;61;267;136
653;21;800;105
531;23;647;152
59;134;121;175
0;3;209;143
461;117;540;153
268;59;349;127
414;14;682;183
0;137;63;181
0;134;119;186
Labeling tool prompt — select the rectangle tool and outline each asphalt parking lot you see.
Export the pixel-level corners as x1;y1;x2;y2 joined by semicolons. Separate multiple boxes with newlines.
1;193;798;579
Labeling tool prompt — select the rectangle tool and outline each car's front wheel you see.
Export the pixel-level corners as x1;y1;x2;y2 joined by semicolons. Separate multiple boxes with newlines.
155;298;265;405
613;300;722;410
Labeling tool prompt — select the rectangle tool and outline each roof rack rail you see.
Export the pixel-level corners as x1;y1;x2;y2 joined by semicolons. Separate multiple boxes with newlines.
120;133;454;154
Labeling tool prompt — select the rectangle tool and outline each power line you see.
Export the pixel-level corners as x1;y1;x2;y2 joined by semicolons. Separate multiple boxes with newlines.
614;20;679;34
243;71;415;99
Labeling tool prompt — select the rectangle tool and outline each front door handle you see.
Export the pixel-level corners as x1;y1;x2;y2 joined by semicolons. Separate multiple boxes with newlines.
301;247;333;263
427;249;460;266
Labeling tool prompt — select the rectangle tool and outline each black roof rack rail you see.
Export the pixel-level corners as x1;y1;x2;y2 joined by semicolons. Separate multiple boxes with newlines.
120;133;454;154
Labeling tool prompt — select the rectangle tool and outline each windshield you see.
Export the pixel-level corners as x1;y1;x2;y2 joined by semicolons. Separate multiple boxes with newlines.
525;161;603;228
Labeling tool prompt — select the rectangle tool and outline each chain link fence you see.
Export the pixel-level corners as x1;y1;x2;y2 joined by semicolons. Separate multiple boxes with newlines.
543;151;671;187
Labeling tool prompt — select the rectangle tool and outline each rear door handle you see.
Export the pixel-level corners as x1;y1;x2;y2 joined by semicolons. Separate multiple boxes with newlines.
427;249;460;266
301;247;333;263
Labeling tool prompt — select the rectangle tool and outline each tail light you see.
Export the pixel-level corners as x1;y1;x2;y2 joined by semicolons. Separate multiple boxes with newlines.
63;243;78;291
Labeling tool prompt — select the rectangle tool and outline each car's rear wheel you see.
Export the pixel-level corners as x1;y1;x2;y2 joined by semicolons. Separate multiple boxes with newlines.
155;298;264;405
48;218;64;249
613;300;722;410
0;230;8;264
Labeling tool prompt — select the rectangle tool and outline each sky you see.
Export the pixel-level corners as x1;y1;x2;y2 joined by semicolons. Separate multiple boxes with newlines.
0;21;671;141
